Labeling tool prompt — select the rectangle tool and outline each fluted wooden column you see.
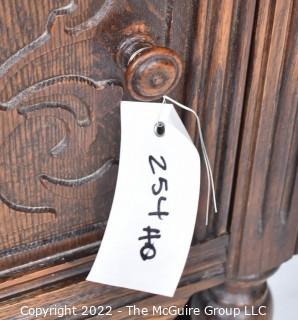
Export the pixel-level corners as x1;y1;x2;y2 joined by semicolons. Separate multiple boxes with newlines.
189;0;298;318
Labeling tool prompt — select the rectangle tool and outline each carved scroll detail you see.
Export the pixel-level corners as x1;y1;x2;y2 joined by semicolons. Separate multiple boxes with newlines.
0;1;77;78
0;1;123;215
1;74;120;114
39;159;118;187
0;76;122;214
0;192;57;214
65;0;116;36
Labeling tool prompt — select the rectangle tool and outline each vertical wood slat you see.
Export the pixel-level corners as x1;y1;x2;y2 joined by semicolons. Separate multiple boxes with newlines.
184;0;256;242
228;0;298;277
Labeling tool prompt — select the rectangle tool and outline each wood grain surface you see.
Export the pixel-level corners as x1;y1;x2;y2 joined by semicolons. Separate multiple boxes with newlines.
228;0;298;277
0;0;195;271
184;0;257;243
0;236;228;319
0;1;297;319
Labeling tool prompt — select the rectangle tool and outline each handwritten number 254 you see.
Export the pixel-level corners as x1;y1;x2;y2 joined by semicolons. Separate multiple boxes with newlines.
149;155;167;194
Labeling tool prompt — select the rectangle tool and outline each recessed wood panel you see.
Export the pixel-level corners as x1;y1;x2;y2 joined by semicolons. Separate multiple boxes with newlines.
0;0;195;271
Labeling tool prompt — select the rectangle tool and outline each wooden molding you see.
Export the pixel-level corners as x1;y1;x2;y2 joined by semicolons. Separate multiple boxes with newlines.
228;0;298;277
0;235;228;319
184;0;256;242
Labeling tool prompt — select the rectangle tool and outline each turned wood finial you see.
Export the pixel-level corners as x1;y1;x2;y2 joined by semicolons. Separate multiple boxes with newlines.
117;35;183;101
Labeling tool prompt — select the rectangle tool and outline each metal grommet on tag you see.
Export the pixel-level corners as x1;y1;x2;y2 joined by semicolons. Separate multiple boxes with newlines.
154;121;165;137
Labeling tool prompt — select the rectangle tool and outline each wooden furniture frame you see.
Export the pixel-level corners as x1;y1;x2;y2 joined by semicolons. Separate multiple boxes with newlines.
0;1;297;319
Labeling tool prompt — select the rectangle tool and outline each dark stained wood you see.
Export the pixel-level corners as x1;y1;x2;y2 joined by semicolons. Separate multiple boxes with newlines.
99;278;224;320
0;240;101;281
0;0;123;270
90;0;195;102
0;1;297;319
189;0;297;318
184;0;257;242
227;0;298;277
0;236;228;319
182;0;297;318
190;270;275;320
119;38;183;101
0;0;194;271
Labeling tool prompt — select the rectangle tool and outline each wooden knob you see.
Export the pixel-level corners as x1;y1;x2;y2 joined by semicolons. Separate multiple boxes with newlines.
117;37;182;101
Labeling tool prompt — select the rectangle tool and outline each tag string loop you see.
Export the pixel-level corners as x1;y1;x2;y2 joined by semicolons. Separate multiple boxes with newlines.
162;95;218;225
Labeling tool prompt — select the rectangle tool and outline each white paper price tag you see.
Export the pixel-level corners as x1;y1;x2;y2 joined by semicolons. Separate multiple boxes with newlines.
87;101;201;297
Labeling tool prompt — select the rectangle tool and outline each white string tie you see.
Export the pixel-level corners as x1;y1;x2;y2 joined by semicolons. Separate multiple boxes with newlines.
162;95;218;225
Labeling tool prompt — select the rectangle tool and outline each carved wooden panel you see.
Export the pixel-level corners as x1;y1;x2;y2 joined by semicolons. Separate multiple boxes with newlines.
0;0;122;269
228;0;298;277
0;1;296;317
0;0;195;271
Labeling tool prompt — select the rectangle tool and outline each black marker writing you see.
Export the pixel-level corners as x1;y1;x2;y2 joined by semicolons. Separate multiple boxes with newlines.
148;196;169;220
149;155;167;174
138;155;169;261
138;226;161;261
152;177;168;195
